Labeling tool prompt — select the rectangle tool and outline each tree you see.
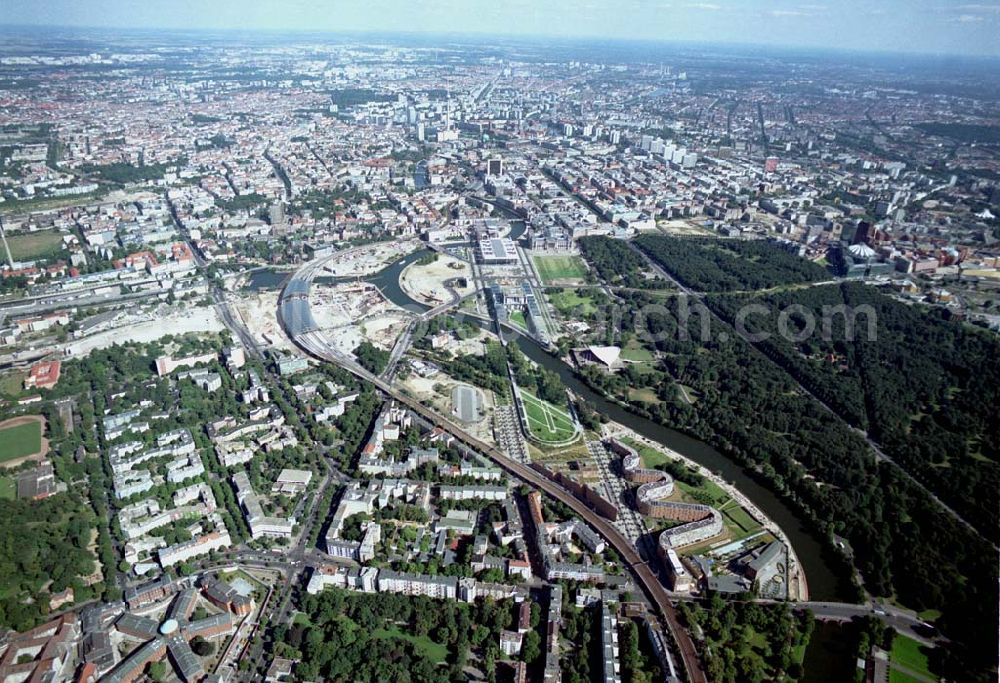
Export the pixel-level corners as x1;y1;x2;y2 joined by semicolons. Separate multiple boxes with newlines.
521;630;541;663
191;636;215;656
147;661;167;682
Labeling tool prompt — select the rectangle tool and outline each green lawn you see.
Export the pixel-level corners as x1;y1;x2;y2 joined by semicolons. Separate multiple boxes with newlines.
621;437;670;469
534;254;587;283
620;339;655;362
372;626;449;662
676;478;730;508
549;288;599;316
520;389;578;444
0;371;25;398
508;310;528;330
0;421;42;462
0;476;15;500
4;230;65;261
889;670;926;683
890;635;935;680
628;387;660;404
722;505;762;534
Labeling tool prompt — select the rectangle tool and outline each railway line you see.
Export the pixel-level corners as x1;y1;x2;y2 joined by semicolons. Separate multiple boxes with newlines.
277;259;708;683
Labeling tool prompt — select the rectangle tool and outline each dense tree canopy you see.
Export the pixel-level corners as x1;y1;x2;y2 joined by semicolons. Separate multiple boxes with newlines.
578;235;669;289
354;341;391;375
709;282;1000;540
0;493;97;631
679;595;814;683
284;588;520;683
634;234;829;291
575;286;997;682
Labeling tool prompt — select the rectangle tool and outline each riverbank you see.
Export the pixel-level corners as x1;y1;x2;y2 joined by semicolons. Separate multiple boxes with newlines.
398;253;474;307
600;420;810;602
372;246;851;601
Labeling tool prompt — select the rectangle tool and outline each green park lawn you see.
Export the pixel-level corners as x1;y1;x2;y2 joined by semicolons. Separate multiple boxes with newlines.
0;476;15;500
372;626;449;662
890;635;936;680
0;371;25;398
628;387;660;404
548;288;599;316
0;421;42;462
508;310;528;330
533;254;587;283
722;504;762;534
620;339;655;362
676;477;730;508
4;230;65;261
623;438;670;469
520;389;578;444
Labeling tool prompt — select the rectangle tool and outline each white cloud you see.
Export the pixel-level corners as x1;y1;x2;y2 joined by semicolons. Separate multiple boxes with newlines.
769;9;810;16
686;2;721;10
957;3;1000;12
953;13;987;21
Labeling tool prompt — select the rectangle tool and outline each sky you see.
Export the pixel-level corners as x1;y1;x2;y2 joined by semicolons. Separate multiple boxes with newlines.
3;0;1000;58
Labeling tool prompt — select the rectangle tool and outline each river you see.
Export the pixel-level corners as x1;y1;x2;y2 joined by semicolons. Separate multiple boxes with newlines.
246;267;292;291
253;237;853;600
366;248;852;602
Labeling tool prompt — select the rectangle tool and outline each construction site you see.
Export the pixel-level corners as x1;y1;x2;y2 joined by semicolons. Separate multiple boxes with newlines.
309;281;413;355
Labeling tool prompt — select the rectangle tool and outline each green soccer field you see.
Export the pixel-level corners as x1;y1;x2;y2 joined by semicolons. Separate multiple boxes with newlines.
533;254;587;283
4;230;65;261
519;389;578;443
0;422;42;462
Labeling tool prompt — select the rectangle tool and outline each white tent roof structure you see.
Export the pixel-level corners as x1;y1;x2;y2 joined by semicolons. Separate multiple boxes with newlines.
587;346;622;368
848;243;876;259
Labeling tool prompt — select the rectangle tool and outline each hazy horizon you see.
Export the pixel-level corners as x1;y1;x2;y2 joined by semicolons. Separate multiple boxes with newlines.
3;0;999;58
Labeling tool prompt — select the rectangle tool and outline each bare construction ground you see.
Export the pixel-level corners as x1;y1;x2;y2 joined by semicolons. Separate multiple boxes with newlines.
311;281;414;353
235;291;299;352
321;239;420;277
65;305;225;356
399;254;474;306
654;219;717;236
398;371;498;444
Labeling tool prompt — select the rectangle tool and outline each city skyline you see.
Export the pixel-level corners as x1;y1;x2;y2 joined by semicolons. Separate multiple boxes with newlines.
3;0;1000;58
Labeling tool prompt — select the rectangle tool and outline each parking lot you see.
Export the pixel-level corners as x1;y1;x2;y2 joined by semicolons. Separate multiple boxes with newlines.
494;405;530;463
587;440;650;545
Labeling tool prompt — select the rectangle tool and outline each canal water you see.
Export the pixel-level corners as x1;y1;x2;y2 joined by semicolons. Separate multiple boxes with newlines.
367;248;852;602
246;247;434;293
800;621;857;683
246;268;292;291
261;235;853;601
509;334;852;601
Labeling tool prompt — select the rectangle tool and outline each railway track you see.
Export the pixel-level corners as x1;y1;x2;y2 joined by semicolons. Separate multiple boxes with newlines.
283;320;708;683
